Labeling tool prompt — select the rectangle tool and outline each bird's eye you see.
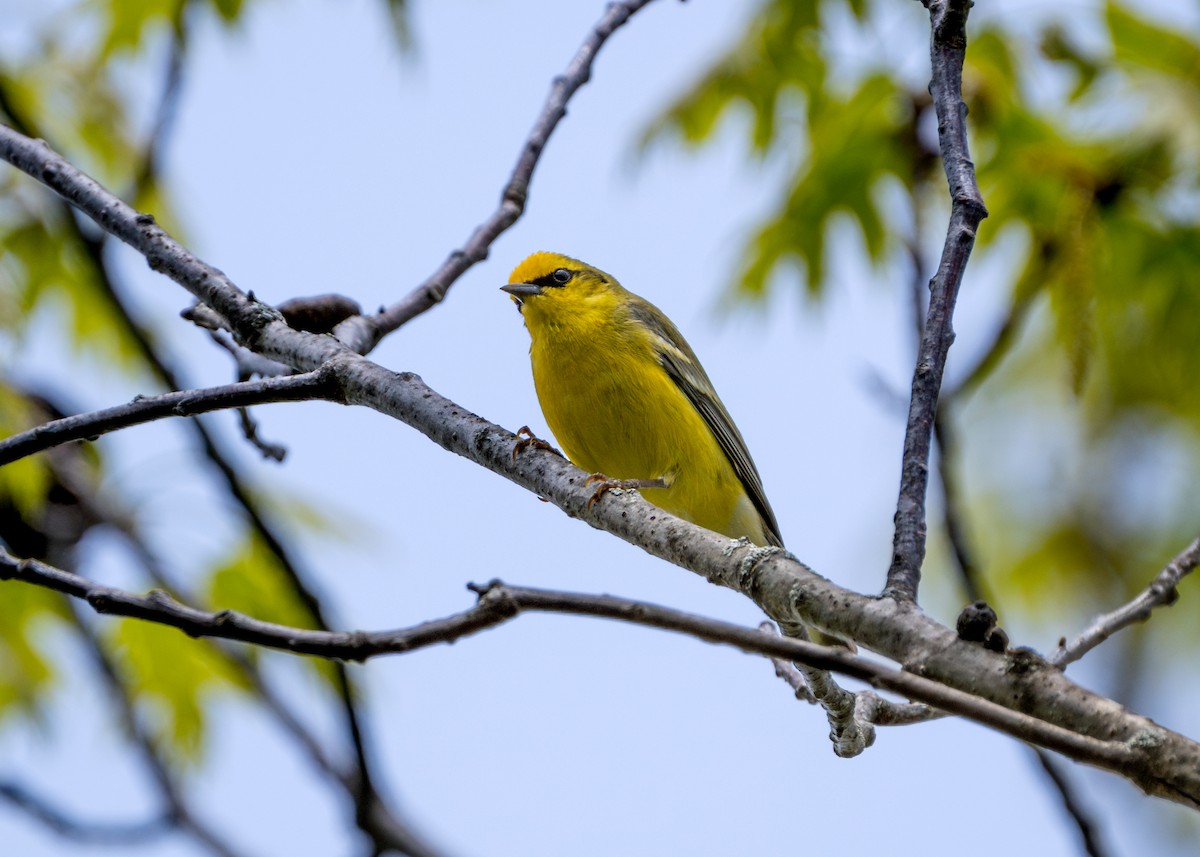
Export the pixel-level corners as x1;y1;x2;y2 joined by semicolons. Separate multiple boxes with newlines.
552;268;572;284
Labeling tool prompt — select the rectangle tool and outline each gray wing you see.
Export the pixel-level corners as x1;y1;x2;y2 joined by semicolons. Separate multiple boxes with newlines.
628;299;784;547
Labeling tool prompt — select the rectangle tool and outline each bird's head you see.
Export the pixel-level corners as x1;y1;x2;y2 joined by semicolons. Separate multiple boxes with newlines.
502;252;617;318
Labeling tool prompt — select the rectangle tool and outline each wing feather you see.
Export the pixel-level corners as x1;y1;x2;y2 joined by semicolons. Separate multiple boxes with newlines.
627;299;783;547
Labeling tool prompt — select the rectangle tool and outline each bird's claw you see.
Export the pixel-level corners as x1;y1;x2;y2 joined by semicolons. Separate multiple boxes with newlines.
584;473;665;509
512;425;559;461
585;473;621;509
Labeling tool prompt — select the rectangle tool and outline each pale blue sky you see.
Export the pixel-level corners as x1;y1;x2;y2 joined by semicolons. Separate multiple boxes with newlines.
2;1;1193;855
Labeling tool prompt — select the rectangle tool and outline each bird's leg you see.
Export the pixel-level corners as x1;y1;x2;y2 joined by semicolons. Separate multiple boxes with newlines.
585;472;672;509
512;425;562;461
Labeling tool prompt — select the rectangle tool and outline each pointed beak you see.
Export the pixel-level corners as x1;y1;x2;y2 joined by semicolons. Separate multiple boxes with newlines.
501;282;543;309
500;282;543;298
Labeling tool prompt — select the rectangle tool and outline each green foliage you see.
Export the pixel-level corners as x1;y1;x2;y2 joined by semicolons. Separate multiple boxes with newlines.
0;584;65;723
107;617;249;762
648;0;1200;635
206;532;338;686
0;210;148;368
644;0;919;297
1107;0;1200;81
741;73;911;296
92;0;181;59
206;534;314;630
953;6;1200;617
0;387;53;518
0;0;359;753
0;388;97;725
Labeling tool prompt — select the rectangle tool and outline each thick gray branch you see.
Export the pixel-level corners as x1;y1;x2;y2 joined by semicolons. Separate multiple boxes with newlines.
2;121;1199;808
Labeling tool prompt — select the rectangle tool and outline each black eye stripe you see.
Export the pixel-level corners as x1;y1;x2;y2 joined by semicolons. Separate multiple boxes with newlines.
530;268;574;288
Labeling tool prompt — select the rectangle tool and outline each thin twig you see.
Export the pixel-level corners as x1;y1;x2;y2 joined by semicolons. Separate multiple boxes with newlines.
759;621;874;755
915;150;1105;847
885;0;988;602
762;624;942;731
766;654;818;704
933;409;989;603
236;406;288;461
854;692;944;727
0;369;338;467
0;781;172;845
0;554;1151;774
1051;534;1200;669
1033;750;1111;857
129;0;188;197
909;223;987;604
355;0;659;346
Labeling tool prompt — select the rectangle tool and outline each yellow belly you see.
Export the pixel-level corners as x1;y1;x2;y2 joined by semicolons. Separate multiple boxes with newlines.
529;330;767;544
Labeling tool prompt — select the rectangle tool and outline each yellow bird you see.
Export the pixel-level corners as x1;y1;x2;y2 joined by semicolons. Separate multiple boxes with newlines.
502;251;782;548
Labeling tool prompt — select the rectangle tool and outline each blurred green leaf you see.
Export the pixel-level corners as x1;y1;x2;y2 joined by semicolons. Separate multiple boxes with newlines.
0;585;65;723
740;73;910;296
204;532;338;689
107;617;247;762
206;533;321;631
0;386;53;518
1039;26;1100;102
208;0;246;23
89;0;178;59
645;0;920;297
642;0;825;154
0;213;145;368
1107;0;1200;82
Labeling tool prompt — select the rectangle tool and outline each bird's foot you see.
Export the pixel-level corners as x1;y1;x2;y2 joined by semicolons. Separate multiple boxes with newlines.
512;425;561;461
584;473;668;509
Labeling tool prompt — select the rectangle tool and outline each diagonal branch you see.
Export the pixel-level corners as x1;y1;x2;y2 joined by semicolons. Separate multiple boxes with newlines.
886;0;989;602
343;0;659;350
0;369;340;467
1051;534;1200;669
4;121;1200;810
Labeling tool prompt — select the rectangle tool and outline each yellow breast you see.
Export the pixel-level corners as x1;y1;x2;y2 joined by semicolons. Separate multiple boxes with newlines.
523;295;768;544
